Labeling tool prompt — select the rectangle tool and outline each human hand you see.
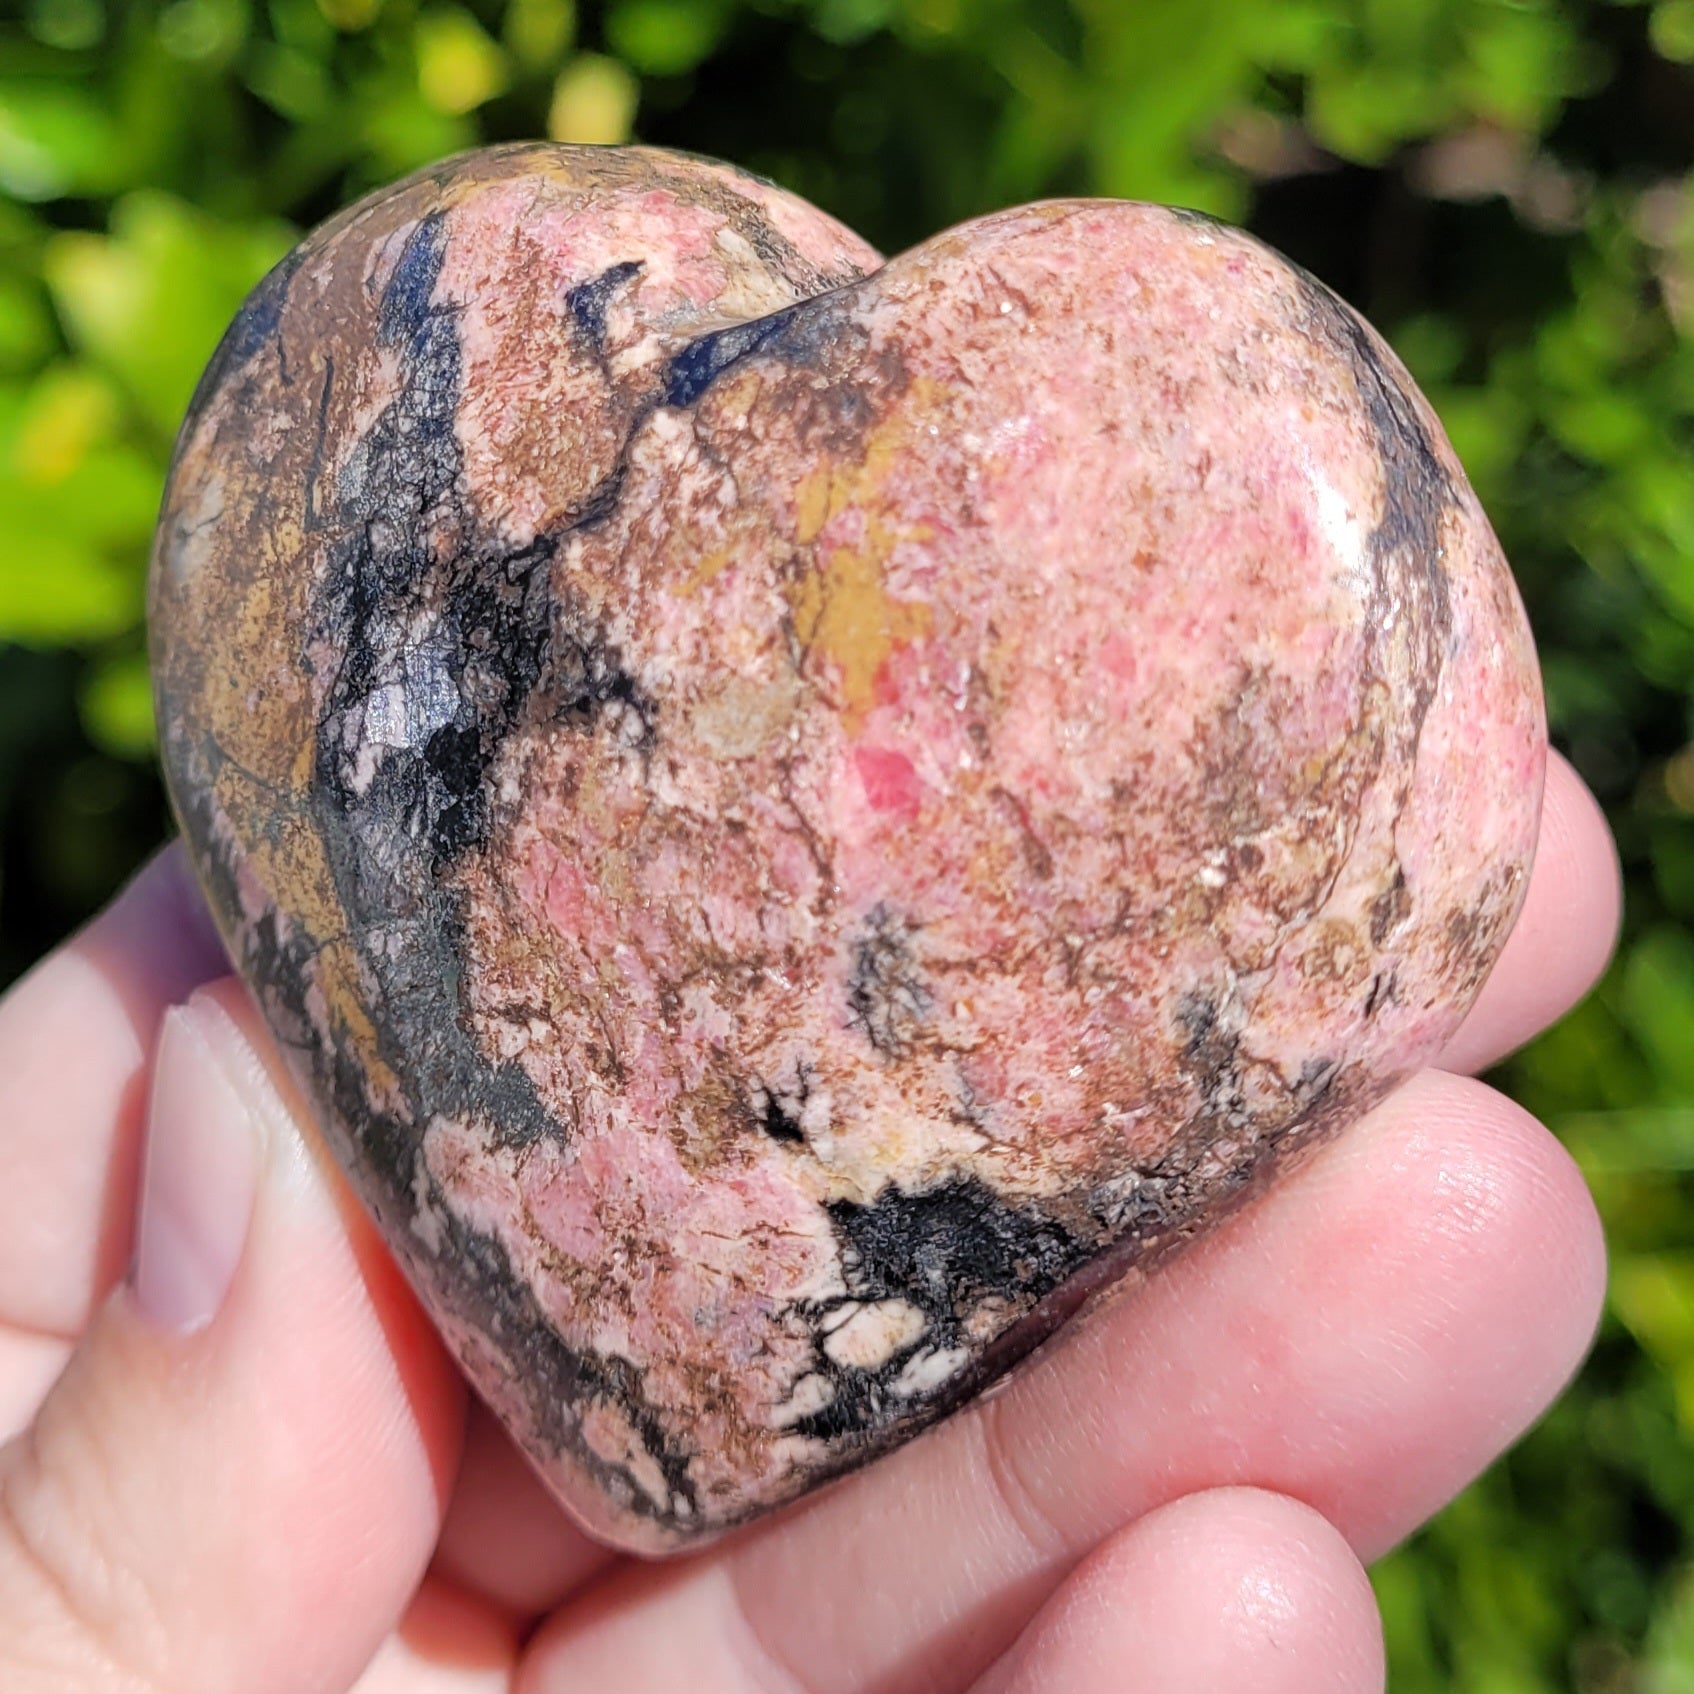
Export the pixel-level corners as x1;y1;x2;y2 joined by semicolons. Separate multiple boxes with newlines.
0;750;1619;1694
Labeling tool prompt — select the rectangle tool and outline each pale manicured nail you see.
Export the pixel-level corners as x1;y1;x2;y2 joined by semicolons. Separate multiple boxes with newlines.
132;998;264;1333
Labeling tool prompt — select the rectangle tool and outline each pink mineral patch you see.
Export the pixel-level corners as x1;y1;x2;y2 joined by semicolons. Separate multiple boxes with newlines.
854;744;925;821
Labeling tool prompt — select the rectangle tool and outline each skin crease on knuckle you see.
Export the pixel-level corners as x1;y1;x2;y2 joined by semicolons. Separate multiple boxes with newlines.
0;1365;178;1693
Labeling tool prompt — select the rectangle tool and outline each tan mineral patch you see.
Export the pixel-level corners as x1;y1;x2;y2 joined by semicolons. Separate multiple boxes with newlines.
688;672;801;759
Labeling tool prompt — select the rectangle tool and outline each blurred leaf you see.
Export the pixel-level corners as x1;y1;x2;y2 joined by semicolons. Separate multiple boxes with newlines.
361;86;476;178
155;0;250;67
42;193;293;436
1623;927;1694;1094
80;650;156;757
607;0;727;75
1614;1256;1694;1406
811;0;896;47
1457;3;1589;133
10;364;116;486
0;535;141;645
547;53;638;144
246;44;335;121
504;0;576;69
0;82;126;202
318;0;386;30
1562;1108;1694;1175
1652;0;1694;64
25;0;108;52
1433;383;1533;503
417;7;511;114
1643;1568;1694;1692
0;274;54;374
1547;389;1655;463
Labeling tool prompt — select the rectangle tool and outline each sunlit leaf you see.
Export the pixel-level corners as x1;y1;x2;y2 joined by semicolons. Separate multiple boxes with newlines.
0;275;56;374
416;7;511;115
317;0;384;30
80;650;156;757
1622;927;1694;1092
361;84;476;179
42;192;293;437
0;533;140;645
1651;0;1694;64
811;0;895;47
547;54;638;145
1613;1254;1694;1372
156;0;250;66
504;0;575;70
0;82;125;202
607;0;727;76
10;364;121;483
25;0;107;52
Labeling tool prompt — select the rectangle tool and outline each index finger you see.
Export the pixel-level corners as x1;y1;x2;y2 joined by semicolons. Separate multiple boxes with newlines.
0;844;227;1340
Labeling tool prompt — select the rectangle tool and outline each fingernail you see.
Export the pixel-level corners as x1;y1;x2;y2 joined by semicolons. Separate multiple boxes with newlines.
132;998;264;1333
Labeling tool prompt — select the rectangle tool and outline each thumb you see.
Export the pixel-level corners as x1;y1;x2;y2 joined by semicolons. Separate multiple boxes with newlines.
0;979;466;1694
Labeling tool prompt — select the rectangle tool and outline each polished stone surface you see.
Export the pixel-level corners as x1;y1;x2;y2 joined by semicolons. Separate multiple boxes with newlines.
151;144;1545;1553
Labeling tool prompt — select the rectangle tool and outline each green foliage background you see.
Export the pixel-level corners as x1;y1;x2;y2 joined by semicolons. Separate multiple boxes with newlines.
2;0;1692;1683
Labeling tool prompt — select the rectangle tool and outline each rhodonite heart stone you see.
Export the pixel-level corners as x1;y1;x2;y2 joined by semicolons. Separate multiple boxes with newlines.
151;143;1545;1553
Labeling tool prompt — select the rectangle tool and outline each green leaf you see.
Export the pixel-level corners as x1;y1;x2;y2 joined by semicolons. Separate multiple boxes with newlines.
0;276;57;375
1651;0;1694;64
1640;1569;1694;1692
546;54;638;145
810;0;896;47
1622;927;1694;1094
42;193;294;438
1458;4;1588;133
80;650;156;757
360;83;477;178
607;0;728;75
416;7;511;115
24;0;107;52
155;0;251;68
504;0;576;70
1559;1107;1694;1175
0;534;140;645
0;82;126;202
1546;390;1654;463
1613;1254;1694;1369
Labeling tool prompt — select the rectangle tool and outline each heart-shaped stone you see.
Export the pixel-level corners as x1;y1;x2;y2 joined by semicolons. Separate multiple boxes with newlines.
151;143;1544;1554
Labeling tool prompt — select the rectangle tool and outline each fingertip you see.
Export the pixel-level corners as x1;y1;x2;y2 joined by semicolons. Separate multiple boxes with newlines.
1471;1080;1609;1415
976;1488;1383;1694
1265;1069;1607;1556
1365;1071;1607;1401
945;1066;1607;1584
1440;748;1620;1074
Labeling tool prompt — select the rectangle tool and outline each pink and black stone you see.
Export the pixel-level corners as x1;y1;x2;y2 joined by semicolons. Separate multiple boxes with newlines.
150;143;1545;1553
